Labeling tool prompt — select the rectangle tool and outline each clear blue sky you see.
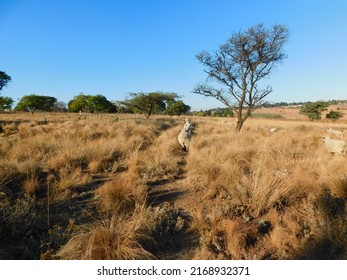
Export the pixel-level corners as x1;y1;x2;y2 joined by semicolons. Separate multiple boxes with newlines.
1;0;346;110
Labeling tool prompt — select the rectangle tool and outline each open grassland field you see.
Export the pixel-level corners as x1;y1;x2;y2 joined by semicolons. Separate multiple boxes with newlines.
1;112;347;260
253;104;347;121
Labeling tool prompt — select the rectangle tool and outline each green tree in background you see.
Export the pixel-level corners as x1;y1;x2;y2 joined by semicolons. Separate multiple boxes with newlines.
68;93;90;112
0;96;14;112
165;100;191;117
88;95;114;113
300;101;328;121
68;93;114;113
15;94;57;114
123;92;178;118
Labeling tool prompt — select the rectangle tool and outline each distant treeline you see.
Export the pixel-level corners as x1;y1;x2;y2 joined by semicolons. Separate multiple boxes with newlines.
2;91;347;118
261;99;347;108
0;92;191;118
191;108;234;117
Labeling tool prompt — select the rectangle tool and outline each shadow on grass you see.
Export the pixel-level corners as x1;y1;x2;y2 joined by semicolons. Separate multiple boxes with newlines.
295;192;347;260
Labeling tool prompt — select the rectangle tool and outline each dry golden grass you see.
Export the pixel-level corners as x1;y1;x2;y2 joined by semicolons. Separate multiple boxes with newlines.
57;205;154;260
1;112;347;259
0;114;163;197
184;117;347;259
136;125;184;183
95;173;147;214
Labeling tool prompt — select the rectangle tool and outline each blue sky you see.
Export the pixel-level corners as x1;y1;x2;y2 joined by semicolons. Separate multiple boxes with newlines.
1;0;346;110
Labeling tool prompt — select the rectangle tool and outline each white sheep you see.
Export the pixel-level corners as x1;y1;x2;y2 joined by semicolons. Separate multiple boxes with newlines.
178;119;193;151
323;136;346;155
326;128;344;139
265;126;278;134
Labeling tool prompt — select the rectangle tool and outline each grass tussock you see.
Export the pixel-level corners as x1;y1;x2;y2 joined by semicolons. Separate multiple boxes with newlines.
95;173;147;214
57;205;154;260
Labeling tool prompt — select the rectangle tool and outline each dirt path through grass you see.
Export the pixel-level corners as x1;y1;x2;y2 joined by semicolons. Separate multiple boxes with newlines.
57;119;199;259
142;125;199;259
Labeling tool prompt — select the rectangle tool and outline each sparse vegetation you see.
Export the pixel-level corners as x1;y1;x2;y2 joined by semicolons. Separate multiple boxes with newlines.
326;110;344;122
1;112;347;259
300;101;329;121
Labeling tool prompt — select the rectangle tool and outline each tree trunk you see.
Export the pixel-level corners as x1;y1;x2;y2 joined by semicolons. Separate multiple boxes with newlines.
236;107;244;132
236;107;251;132
236;119;244;132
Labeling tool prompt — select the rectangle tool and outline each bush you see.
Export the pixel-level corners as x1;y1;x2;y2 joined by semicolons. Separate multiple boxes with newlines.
326;110;344;122
300;101;328;121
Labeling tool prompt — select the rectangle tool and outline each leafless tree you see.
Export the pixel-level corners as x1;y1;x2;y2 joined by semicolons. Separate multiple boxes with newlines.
194;24;289;131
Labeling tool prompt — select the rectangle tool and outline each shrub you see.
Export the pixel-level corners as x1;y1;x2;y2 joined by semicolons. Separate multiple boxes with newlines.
326;110;344;122
300;101;328;121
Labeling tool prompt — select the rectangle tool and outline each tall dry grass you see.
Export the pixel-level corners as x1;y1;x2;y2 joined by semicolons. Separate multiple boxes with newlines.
56;205;155;260
0;115;164;198
1;113;347;259
185;118;347;259
0;113;182;259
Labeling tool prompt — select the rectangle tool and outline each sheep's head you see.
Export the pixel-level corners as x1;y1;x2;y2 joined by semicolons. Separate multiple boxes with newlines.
183;122;192;132
183;123;191;132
